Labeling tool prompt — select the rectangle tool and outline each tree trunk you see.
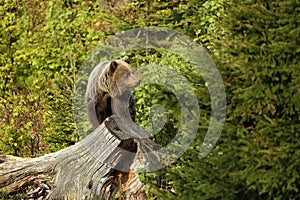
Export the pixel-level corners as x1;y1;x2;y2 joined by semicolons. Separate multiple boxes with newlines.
0;116;166;200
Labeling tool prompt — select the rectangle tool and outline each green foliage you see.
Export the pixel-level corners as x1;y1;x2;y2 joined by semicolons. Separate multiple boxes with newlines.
107;0;224;49
1;0;299;199
130;50;207;148
119;0;300;199
214;1;300;198
0;0;108;156
0;189;25;200
170;0;300;199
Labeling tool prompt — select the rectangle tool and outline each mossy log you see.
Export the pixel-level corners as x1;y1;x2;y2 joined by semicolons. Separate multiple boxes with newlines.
0;116;165;200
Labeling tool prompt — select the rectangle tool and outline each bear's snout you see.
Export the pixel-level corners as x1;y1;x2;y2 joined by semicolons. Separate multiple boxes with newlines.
131;79;141;88
126;73;141;88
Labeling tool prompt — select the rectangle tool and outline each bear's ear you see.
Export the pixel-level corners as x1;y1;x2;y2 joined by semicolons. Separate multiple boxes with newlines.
122;56;130;63
109;61;118;74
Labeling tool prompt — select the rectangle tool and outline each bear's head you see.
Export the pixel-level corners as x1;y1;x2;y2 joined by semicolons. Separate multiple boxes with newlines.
99;60;140;97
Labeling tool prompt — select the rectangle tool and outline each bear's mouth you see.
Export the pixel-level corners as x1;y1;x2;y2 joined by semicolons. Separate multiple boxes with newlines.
123;82;140;93
126;80;141;89
133;80;141;87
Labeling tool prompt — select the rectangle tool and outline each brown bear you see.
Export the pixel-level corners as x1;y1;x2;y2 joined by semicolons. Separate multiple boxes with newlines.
85;58;140;130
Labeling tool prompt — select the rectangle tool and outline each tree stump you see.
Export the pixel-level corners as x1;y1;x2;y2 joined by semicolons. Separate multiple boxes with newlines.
0;116;166;199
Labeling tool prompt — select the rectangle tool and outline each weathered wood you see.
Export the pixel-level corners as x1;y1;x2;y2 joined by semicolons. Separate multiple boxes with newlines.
0;116;167;199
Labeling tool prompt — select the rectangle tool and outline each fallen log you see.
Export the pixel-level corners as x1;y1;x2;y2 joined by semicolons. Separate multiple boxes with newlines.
0;116;166;200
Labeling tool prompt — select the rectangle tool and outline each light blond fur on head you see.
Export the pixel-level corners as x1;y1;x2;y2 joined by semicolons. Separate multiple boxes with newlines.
85;60;133;101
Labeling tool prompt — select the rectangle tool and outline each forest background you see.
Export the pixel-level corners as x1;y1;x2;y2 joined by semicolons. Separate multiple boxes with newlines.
0;0;299;199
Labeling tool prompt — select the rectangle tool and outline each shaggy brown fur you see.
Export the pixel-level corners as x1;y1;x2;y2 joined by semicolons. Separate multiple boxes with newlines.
85;59;140;130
